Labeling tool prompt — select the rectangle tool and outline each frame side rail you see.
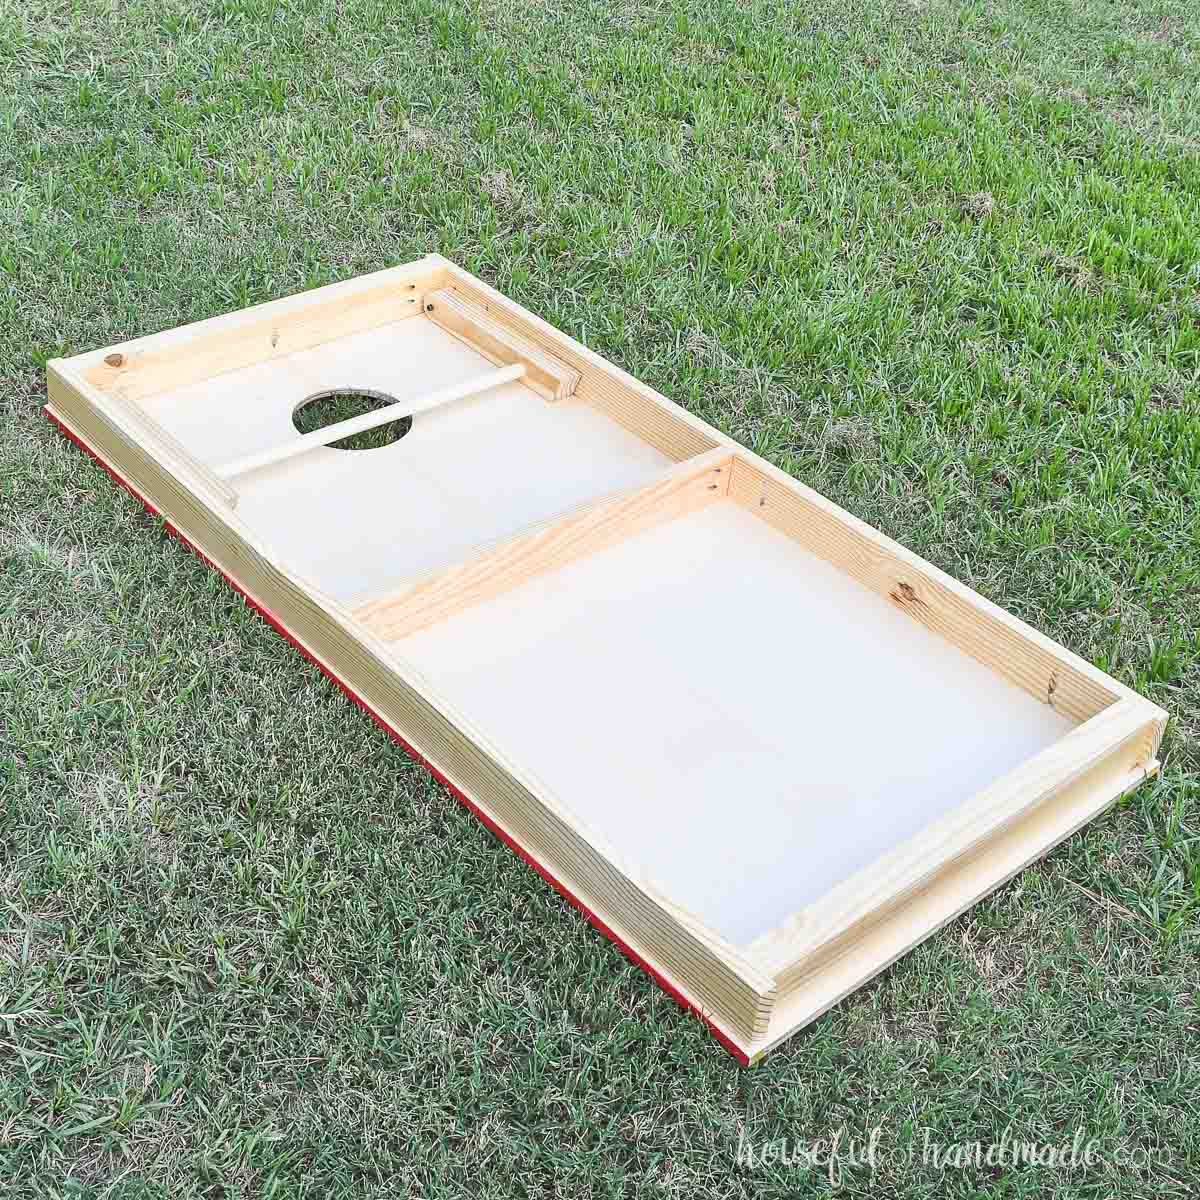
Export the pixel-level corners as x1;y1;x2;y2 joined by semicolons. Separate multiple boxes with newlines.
751;698;1165;988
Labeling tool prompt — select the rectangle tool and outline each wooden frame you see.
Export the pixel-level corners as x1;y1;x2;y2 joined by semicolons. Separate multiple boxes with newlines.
46;255;1166;1063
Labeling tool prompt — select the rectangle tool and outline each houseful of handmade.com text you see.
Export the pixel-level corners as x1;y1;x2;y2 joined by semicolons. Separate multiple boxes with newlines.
736;1126;1173;1183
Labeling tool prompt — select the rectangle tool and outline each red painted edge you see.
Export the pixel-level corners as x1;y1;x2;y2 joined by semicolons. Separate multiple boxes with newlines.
45;405;751;1065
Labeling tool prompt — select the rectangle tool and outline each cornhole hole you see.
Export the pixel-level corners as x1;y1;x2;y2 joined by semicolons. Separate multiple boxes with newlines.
46;256;1166;1062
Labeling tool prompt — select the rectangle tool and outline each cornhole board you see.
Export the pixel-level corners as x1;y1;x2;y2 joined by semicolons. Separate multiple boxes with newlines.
46;255;1167;1063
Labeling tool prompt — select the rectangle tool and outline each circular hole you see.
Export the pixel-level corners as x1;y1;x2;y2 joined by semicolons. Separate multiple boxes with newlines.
292;388;412;451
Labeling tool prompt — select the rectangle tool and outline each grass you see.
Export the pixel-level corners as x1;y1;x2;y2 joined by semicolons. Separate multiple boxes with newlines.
290;390;413;451
1;0;1198;1194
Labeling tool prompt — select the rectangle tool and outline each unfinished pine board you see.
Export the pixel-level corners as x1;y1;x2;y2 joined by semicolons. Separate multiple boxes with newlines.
46;255;1167;1064
423;287;582;401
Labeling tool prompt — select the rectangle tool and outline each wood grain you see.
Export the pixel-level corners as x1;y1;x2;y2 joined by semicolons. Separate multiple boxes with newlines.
353;449;733;641
433;259;719;461
727;455;1133;726
109;389;240;509
81;259;445;403
424;289;580;402
743;750;1159;1062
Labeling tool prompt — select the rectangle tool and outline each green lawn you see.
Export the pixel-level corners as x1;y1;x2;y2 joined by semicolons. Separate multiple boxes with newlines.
2;0;1198;1195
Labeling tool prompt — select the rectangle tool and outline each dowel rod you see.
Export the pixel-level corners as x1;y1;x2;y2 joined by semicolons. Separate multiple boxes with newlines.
216;363;525;479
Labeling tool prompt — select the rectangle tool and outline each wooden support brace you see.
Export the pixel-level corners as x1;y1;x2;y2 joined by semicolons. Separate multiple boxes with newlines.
352;448;734;640
751;699;1161;990
423;288;581;402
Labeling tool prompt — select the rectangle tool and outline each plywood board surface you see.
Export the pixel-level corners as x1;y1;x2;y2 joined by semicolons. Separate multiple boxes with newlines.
395;500;1076;946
